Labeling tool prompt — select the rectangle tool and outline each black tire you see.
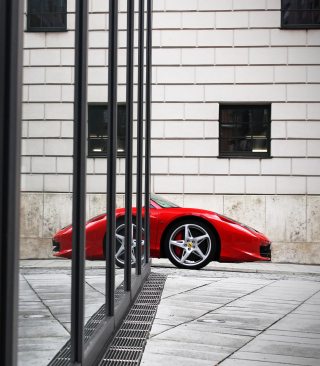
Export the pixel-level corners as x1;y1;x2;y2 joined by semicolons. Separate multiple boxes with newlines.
164;219;216;270
103;217;144;268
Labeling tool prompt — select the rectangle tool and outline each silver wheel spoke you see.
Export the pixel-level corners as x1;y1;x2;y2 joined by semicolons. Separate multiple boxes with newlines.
131;251;136;263
194;247;206;260
184;224;193;240
115;245;125;259
195;234;209;245
116;233;124;243
170;240;185;249
180;249;191;263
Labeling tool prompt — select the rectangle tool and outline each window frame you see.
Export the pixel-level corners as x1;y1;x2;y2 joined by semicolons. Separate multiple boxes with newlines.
219;104;271;159
26;0;68;32
87;104;126;158
281;0;320;29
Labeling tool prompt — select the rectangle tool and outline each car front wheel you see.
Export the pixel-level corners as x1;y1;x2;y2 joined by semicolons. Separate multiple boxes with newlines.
103;218;144;268
164;219;215;270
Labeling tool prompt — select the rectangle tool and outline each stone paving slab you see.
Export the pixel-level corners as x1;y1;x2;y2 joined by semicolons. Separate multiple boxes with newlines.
228;352;320;366
141;270;320;366
141;352;216;366
18;270;124;366
18;262;320;366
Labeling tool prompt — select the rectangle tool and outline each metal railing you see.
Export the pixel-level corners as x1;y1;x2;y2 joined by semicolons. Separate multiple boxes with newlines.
0;0;153;365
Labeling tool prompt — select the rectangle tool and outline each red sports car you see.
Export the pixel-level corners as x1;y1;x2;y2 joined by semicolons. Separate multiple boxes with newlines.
52;193;271;269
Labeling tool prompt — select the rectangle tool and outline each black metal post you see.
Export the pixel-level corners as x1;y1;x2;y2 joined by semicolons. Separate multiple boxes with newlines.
70;0;88;364
106;0;118;316
145;0;153;264
136;0;145;275
124;0;134;291
0;1;23;365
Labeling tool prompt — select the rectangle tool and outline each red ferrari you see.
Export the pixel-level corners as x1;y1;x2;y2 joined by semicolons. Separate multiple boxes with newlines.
52;193;271;269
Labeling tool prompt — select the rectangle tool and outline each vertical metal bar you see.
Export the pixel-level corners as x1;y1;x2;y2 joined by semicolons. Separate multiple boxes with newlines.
136;0;145;276
0;1;23;365
145;0;153;264
106;0;118;316
71;0;88;363
124;0;134;292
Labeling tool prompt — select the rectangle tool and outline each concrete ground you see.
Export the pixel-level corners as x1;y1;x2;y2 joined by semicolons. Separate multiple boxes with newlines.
18;259;320;366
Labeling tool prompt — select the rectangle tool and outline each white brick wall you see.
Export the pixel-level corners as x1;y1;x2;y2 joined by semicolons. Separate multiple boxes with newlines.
307;177;320;194
246;176;276;194
216;12;249;29
169;158;198;174
21;0;320;200
184;176;214;194
277;177;306;194
215;176;245;194
198;30;233;47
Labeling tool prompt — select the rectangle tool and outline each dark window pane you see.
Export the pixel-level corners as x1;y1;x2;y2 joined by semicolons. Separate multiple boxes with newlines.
251;108;267;123
42;0;66;12
88;105;126;156
220;108;237;123
252;138;268;153
283;0;298;10
41;13;66;28
89;107;103;124
220;105;270;157
88;123;103;138
29;0;42;13
238;109;251;123
236;123;251;139
298;0;313;9
28;0;66;30
238;138;252;152
101;123;108;138
221;124;237;138
53;13;66;28
220;139;236;152
299;10;313;22
283;10;299;24
89;138;107;155
282;0;320;26
29;14;42;27
117;106;126;154
41;13;55;27
252;124;268;137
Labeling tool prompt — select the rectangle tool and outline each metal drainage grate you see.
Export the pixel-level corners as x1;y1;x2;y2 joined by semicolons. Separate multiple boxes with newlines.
98;272;166;366
48;272;166;366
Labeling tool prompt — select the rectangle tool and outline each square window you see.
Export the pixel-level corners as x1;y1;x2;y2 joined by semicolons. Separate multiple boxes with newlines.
219;105;271;158
281;0;320;28
27;0;67;32
88;105;126;158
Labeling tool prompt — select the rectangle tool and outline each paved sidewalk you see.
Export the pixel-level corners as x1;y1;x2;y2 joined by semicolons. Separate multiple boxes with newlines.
20;258;320;275
18;260;320;366
18;265;124;366
141;268;320;366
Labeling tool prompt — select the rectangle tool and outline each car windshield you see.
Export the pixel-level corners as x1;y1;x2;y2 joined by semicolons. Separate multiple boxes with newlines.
150;193;180;208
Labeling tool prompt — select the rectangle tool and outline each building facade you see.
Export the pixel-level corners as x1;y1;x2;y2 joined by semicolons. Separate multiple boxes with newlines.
21;0;320;263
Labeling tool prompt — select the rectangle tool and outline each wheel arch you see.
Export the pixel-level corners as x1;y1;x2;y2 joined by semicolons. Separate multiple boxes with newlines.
160;215;221;261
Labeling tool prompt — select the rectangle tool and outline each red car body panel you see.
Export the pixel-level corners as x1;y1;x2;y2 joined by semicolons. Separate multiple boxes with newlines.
53;199;271;263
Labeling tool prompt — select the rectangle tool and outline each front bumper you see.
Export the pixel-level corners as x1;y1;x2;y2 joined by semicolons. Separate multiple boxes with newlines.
52;239;60;254
260;242;272;260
